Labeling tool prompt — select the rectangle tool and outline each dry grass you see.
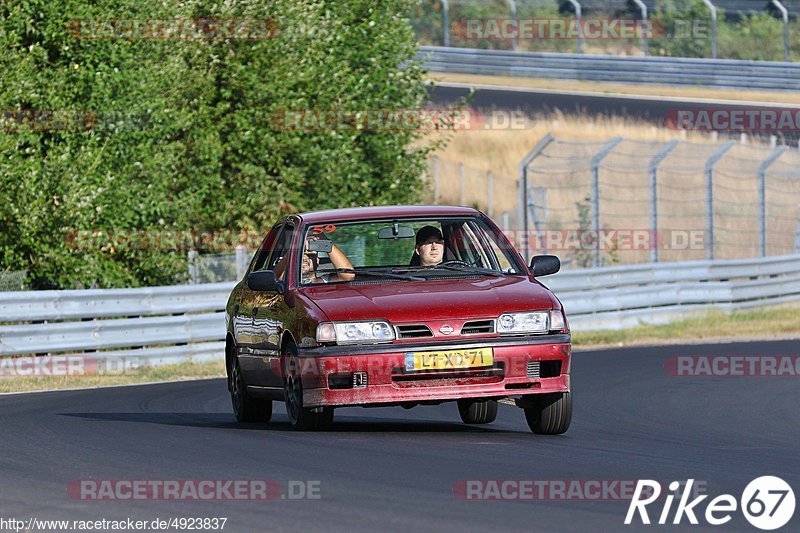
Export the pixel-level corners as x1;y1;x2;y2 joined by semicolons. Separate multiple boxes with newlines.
429;73;800;105
423;110;716;217
572;304;800;349
0;360;225;394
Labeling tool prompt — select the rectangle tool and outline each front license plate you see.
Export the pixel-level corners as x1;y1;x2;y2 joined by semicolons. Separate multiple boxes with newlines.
404;347;493;372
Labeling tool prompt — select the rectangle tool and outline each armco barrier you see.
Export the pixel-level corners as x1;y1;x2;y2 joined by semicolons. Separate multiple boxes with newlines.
416;46;800;91
1;255;799;370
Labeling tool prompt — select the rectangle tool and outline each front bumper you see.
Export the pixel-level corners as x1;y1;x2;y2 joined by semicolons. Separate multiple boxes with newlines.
296;334;571;408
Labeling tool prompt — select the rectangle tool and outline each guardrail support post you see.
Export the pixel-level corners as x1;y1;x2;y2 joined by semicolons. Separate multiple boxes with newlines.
704;141;735;260
648;140;679;262
518;133;555;260
442;0;450;47
702;0;718;59
758;146;787;257
590;137;623;267
772;0;790;62
632;0;649;56
566;0;583;53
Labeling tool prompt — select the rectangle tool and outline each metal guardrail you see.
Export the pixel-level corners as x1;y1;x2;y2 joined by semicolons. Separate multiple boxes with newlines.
547;254;800;329
0;254;798;368
417;46;800;91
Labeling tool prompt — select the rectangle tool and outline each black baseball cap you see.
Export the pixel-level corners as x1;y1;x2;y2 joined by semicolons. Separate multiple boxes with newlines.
415;225;443;245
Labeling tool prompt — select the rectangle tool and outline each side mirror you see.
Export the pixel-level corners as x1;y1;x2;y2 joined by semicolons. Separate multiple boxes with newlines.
530;255;560;277
247;270;285;293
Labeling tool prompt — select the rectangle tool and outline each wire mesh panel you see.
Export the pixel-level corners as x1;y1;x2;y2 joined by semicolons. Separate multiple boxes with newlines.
766;149;800;256
0;271;27;292
514;133;800;268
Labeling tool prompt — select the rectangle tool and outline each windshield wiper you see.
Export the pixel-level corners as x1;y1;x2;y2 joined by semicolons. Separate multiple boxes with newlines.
334;268;425;281
419;263;505;277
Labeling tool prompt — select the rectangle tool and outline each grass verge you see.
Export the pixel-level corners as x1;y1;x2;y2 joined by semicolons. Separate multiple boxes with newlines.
572;305;800;350
0;360;226;394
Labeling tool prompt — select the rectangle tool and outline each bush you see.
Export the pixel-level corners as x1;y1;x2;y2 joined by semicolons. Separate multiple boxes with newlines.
0;0;434;288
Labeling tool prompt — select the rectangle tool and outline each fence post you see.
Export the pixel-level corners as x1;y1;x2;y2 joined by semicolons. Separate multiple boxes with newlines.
187;250;199;285
518;133;555;260
487;170;494;217
566;0;583;53
590;137;623;267
758;146;787;257
702;0;718;59
505;0;518;51
442;0;450;47
459;162;465;206
704;141;735;260
648;140;679;263
772;0;789;62
794;205;800;254
235;245;247;280
433;156;440;205
632;0;649;56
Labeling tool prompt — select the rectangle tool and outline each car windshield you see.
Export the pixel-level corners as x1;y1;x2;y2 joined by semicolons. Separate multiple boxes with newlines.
298;217;523;285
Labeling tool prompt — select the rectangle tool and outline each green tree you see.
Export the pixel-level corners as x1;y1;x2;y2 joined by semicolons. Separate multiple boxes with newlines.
1;0;434;288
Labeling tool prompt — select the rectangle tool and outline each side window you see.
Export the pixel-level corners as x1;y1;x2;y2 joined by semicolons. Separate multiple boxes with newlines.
250;225;282;273
265;223;296;271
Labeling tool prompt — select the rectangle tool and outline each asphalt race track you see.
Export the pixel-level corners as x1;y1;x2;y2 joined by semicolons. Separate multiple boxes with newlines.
428;83;800;144
1;340;798;532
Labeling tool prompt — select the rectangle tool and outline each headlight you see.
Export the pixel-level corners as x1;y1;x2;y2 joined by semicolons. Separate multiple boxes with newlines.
316;321;395;344
497;311;549;334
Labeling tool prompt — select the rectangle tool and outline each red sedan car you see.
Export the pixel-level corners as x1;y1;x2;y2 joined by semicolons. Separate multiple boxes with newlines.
225;206;571;433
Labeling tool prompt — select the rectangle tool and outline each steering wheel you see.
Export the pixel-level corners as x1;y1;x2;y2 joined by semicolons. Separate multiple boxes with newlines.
438;260;471;267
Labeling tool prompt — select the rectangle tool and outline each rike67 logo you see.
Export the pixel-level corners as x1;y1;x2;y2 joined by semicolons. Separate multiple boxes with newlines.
626;477;795;530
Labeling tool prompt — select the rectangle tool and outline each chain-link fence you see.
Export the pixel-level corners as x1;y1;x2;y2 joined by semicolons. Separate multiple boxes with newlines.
187;249;250;285
0;270;27;291
515;134;800;267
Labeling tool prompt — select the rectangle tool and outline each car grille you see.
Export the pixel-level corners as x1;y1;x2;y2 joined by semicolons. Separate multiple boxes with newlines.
460;319;495;335
395;324;434;339
526;361;540;379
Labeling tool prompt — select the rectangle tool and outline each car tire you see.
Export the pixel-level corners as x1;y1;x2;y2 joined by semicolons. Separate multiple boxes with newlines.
230;356;272;423
283;343;334;431
457;399;498;424
524;392;571;435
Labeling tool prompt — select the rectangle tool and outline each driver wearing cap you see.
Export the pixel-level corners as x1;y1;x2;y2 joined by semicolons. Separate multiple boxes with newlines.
414;225;445;267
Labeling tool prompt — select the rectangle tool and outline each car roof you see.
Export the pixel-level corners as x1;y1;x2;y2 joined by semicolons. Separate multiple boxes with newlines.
295;205;481;225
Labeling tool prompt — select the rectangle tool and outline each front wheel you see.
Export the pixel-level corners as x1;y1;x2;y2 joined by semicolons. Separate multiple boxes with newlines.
230;356;272;423
283;344;334;431
458;399;498;424
523;392;571;435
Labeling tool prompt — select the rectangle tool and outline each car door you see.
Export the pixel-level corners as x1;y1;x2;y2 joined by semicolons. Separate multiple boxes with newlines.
235;221;296;389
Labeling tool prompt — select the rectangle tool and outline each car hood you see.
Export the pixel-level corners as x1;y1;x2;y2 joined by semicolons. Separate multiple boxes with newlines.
298;275;559;323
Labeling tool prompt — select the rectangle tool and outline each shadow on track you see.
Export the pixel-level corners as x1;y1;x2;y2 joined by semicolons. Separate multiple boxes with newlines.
59;411;524;434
